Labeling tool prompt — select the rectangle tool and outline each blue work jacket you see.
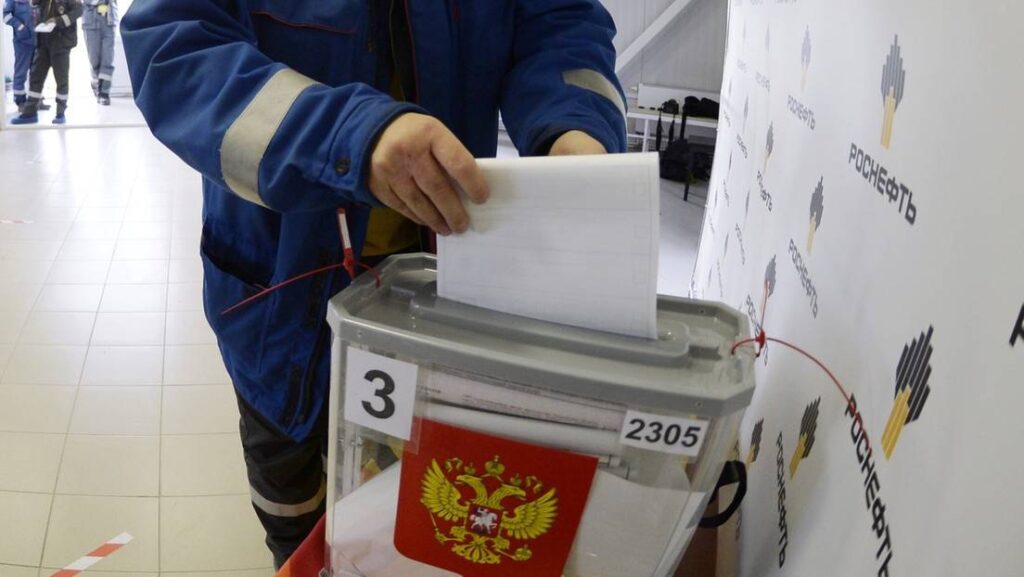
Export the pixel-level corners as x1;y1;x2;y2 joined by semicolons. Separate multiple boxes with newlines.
3;0;35;45
121;0;627;441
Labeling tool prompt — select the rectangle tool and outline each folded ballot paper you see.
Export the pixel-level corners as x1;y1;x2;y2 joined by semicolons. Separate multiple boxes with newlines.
331;418;706;577
437;153;660;339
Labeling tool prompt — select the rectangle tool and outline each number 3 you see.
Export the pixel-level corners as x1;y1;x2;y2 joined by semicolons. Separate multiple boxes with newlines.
362;369;396;419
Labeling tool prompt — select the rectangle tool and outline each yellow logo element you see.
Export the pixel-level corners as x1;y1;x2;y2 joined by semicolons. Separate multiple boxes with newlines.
880;36;906;149
881;327;934;459
789;398;820;478
420;456;558;565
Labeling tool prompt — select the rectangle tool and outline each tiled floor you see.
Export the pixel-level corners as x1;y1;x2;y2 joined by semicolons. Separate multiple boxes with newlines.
0;126;273;576
0;125;704;576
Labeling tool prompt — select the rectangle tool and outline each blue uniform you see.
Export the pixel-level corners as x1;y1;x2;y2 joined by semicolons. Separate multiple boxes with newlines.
122;0;627;442
3;0;35;103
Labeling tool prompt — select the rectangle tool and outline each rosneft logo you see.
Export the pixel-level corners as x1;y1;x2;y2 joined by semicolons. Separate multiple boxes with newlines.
880;35;907;149
800;26;811;90
807;178;824;254
789;397;820;478
747;418;764;466
881;326;934;459
764;256;777;302
763;122;774;173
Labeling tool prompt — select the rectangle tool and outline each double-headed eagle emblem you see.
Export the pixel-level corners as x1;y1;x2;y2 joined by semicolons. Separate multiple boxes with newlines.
420;455;558;565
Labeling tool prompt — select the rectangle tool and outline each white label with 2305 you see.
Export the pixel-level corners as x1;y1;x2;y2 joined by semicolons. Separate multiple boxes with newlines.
618;410;709;457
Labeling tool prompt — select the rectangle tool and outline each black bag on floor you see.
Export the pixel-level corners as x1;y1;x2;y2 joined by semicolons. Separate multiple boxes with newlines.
659;137;690;183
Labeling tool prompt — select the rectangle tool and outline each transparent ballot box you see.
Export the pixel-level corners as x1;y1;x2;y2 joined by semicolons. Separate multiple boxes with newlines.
325;254;755;577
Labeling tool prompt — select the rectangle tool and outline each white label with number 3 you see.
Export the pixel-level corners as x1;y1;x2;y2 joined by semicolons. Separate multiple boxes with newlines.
344;348;419;440
618;410;709;456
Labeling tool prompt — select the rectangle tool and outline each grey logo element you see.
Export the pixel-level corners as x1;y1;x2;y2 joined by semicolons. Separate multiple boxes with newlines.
765;256;777;298
1012;303;1024;347
743;96;750;129
764;122;774;172
881;35;907;148
801;27;811;90
747;418;764;465
882;326;934;459
808;177;824;254
744;188;751;222
765;25;771;53
789;397;821;478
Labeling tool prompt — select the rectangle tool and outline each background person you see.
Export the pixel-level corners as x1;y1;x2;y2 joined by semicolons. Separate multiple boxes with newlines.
82;0;116;105
12;0;82;124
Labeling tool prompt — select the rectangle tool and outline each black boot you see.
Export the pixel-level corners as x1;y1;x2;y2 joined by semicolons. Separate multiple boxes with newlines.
53;101;66;125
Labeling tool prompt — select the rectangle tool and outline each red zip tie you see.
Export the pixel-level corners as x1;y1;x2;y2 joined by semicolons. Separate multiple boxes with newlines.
220;263;351;316
220;209;381;316
730;331;869;451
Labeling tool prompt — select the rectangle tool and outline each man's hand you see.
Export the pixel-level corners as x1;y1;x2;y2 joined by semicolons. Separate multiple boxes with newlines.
369;113;489;235
549;130;606;156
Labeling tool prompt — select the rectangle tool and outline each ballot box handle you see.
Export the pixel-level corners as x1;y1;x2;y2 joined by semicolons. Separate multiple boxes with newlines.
698;460;747;529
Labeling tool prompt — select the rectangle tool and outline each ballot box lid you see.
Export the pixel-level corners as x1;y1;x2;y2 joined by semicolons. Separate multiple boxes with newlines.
327;254;755;417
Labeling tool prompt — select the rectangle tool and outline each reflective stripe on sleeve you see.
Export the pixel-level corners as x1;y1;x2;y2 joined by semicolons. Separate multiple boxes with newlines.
61;14;70;26
562;68;626;118
220;68;320;208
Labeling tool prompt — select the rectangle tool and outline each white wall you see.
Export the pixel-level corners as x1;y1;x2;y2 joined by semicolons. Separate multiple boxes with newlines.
603;0;728;95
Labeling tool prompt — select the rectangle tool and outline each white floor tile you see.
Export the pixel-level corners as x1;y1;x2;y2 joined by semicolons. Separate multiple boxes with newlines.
66;221;120;241
43;495;159;572
44;260;111;284
0;261;52;284
106;260;170;284
0;385;76;433
162;386;239;435
0;492;52;566
91;312;165;346
18;312;96;345
168;259;204;284
0;564;39;577
0;432;64;493
113;240;171;261
2;345;87;385
160;495;273;572
163;345;230;385
33;285;103;312
81;346;163;386
99;284;167;313
161;434;248;497
165;311;216;345
55;239;116;261
0;284;43;311
0;312;28;344
167;283;204;312
0;240;62;261
69;386;161;436
56;435;160;497
119;220;172;240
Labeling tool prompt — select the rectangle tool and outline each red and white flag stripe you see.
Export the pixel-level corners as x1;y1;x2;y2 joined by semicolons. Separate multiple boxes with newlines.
49;532;133;577
0;219;33;224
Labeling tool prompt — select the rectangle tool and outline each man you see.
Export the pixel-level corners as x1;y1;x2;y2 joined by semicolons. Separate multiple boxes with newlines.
122;0;625;568
11;0;81;125
81;0;115;105
3;0;34;106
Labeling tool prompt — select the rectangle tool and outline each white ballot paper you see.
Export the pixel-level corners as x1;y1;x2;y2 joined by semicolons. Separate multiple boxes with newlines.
330;464;703;577
437;153;660;339
34;21;56;33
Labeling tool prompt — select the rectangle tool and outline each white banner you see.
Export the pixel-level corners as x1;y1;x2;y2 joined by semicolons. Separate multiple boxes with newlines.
692;1;1024;575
